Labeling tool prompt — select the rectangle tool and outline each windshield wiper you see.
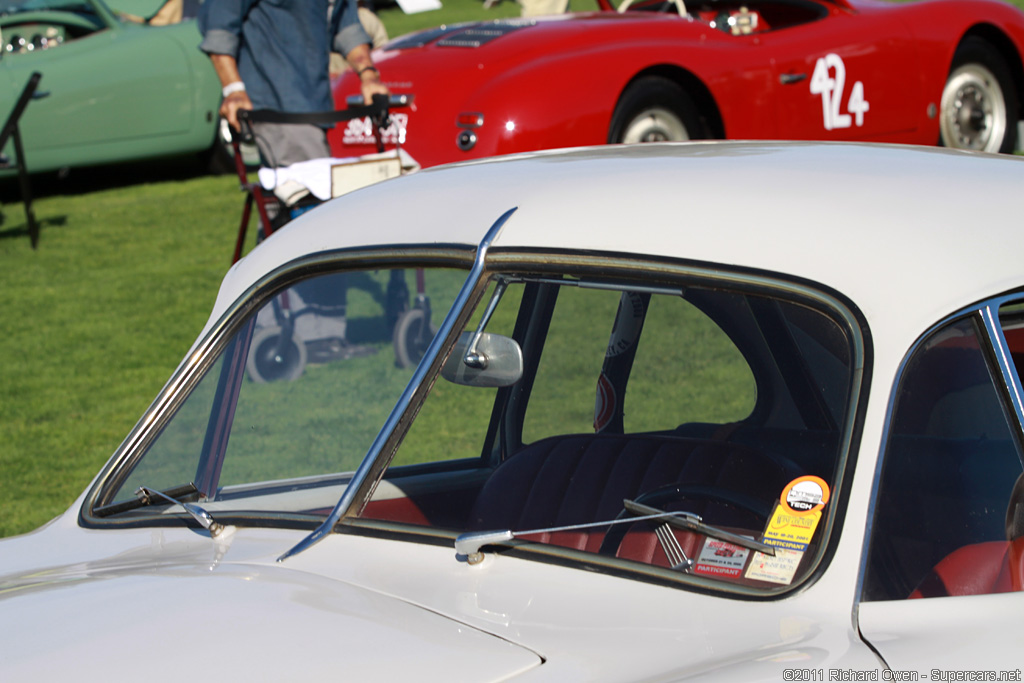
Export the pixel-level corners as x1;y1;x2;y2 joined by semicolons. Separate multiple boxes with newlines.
454;499;775;565
93;483;230;538
622;498;775;555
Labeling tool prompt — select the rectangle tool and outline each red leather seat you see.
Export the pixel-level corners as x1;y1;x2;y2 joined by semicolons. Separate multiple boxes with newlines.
909;473;1024;598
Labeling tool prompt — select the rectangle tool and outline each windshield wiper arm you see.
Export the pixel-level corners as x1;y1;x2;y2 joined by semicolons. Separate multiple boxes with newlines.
93;483;230;539
454;500;775;564
135;486;229;538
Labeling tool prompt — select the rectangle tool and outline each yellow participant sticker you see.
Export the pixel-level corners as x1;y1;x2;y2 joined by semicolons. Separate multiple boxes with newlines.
762;476;831;552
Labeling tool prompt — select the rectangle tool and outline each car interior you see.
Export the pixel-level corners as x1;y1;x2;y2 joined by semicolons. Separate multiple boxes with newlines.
358;271;855;590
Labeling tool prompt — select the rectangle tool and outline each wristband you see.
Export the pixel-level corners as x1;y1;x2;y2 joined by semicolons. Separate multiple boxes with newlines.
222;81;246;97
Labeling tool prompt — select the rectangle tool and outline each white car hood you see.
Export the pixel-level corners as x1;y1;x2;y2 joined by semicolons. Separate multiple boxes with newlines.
0;536;541;682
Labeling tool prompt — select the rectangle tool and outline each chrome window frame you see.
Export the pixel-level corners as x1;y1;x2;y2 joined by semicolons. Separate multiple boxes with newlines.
855;292;1024;605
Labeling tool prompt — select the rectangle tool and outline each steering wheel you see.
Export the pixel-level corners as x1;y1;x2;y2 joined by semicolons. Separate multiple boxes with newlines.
617;0;687;16
598;483;772;557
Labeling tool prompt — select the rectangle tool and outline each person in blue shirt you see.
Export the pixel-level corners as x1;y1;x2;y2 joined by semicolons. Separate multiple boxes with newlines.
198;0;389;167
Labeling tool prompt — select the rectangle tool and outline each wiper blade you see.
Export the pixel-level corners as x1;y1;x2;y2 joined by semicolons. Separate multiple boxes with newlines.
94;482;201;517
623;499;775;555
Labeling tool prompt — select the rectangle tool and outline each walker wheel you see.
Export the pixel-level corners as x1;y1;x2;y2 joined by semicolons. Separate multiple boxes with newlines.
393;308;437;369
247;325;307;383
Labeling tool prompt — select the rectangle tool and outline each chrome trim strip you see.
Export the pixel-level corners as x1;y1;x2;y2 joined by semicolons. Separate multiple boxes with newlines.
981;302;1024;448
277;208;518;562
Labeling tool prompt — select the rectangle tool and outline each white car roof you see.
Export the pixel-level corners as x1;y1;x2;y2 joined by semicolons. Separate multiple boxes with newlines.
212;141;1024;349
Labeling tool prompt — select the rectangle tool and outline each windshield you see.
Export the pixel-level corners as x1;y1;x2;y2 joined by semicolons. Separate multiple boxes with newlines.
91;265;468;522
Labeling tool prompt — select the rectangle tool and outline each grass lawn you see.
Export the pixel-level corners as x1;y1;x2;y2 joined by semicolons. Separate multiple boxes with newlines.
0;168;242;536
2;0;1024;537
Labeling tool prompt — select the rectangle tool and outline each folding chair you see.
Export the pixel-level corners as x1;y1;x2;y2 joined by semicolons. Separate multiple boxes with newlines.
0;71;48;249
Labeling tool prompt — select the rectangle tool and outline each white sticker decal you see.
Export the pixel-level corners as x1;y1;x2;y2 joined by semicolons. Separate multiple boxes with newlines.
342;113;409;146
809;53;869;130
694;538;751;578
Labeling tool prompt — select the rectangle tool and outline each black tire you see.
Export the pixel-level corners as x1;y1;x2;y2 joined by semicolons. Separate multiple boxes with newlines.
247;325;307;383
393;307;437;369
608;76;710;144
940;37;1018;154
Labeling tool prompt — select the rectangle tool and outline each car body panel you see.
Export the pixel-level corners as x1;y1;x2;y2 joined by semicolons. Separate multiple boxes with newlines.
859;596;1024;671
0;0;221;174
0;526;542;681
330;0;1024;167
1;518;884;681
211;142;1024;354
4;142;1024;680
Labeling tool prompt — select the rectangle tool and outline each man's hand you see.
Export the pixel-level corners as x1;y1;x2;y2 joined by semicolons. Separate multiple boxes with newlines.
359;68;389;105
220;90;253;132
346;43;389;104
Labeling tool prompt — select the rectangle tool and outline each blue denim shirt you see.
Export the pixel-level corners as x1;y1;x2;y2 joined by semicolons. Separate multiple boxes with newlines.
198;0;371;113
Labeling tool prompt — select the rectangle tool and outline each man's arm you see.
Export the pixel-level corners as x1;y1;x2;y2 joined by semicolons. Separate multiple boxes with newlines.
198;0;256;130
209;53;252;131
343;43;390;105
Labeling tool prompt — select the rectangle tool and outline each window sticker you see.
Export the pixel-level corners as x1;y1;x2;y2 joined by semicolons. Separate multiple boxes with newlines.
762;476;831;552
693;538;751;578
745;547;804;585
781;475;830;514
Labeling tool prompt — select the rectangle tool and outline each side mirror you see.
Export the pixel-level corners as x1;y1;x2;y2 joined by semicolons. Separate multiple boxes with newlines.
441;332;523;387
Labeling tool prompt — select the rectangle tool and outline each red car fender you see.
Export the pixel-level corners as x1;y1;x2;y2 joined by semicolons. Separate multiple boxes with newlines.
867;0;1024;143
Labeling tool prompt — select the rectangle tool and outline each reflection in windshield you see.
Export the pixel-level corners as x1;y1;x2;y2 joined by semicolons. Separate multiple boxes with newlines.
96;266;467;522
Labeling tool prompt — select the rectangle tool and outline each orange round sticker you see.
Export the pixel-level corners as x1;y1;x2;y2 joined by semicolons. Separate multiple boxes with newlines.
779;475;830;515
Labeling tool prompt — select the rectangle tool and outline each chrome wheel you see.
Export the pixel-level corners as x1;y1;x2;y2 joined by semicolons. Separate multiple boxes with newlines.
620;107;690;143
940;63;1007;153
939;38;1017;154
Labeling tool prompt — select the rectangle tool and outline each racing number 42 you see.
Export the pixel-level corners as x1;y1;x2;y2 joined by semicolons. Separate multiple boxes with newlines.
810;53;869;130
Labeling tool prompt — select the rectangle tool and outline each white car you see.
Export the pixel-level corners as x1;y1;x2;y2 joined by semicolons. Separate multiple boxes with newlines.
3;142;1024;682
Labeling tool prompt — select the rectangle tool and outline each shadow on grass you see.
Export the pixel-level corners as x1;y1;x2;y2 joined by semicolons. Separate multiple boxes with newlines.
0;213;67;245
0;155;213;203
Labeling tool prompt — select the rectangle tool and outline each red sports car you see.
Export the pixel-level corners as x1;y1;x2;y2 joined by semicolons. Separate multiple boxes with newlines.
330;0;1024;168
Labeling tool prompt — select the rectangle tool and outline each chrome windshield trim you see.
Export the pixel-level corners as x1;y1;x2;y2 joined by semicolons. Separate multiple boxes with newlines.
277;208;518;562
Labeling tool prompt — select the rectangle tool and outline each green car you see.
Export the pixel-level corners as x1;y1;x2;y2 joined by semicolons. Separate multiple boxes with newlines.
0;0;224;175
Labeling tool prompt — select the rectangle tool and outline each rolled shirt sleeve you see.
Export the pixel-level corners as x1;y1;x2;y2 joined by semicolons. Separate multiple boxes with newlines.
198;0;258;56
331;0;373;58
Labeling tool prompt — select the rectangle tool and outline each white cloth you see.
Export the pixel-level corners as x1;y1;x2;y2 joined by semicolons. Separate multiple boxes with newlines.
258;149;420;203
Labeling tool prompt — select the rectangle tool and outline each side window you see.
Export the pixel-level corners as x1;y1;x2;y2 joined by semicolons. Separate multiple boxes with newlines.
368;274;856;595
863;316;1024;601
626;293;756;433
524;289;756;442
